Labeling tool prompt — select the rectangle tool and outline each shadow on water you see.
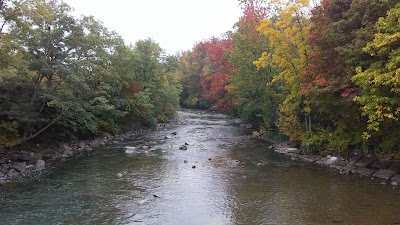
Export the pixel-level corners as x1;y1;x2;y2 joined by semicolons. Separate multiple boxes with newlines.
1;109;400;225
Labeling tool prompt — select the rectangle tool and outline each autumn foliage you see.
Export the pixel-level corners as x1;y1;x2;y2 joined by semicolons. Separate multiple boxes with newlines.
200;38;235;112
180;0;400;158
0;1;182;148
2;0;400;158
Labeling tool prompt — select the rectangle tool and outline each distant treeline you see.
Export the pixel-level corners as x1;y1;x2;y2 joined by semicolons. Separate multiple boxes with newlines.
179;0;400;158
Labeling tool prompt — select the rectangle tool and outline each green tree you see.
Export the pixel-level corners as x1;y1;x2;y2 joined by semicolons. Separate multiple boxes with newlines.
1;0;77;142
180;42;208;108
111;39;181;127
352;2;400;156
301;0;398;153
229;0;281;130
0;0;182;149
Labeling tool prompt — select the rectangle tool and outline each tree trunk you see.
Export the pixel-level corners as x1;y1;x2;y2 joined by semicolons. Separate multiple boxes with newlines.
21;112;63;143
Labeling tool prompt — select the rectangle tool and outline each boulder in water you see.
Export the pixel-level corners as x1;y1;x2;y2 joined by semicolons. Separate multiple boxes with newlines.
116;170;127;178
77;141;86;151
12;162;27;173
6;168;18;177
36;159;46;169
125;146;136;155
325;156;338;165
137;199;149;206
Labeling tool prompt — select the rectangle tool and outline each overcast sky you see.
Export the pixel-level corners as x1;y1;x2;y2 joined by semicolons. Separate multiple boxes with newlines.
63;0;243;55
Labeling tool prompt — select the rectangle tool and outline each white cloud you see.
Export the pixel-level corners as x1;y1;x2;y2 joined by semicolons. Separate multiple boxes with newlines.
63;0;243;54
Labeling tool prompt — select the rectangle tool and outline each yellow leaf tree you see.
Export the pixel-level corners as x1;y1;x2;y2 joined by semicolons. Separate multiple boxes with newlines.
352;2;400;154
254;0;311;142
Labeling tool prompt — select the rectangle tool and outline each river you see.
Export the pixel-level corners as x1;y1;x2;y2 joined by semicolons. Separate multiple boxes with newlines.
1;109;400;225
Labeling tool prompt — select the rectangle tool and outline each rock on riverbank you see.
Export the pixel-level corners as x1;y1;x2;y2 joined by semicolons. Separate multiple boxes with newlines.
274;144;400;186
0;125;159;184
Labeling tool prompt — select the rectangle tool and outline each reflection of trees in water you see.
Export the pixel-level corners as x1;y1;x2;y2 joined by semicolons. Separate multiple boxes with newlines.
226;150;400;225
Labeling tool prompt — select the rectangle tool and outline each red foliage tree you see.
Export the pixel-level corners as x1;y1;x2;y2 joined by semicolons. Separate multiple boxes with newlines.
301;0;352;105
200;37;236;112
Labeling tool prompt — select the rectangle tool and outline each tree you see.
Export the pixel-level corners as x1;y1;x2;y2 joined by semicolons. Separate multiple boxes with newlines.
301;0;359;152
64;16;126;136
0;0;182;149
352;2;400;156
180;36;235;112
200;37;235;112
111;39;181;127
1;0;78;142
228;0;281;130
254;0;311;142
180;42;208;108
301;0;398;153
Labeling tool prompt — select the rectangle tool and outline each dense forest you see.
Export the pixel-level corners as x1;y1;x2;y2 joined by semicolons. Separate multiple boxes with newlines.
1;0;400;159
179;0;400;158
0;0;182;148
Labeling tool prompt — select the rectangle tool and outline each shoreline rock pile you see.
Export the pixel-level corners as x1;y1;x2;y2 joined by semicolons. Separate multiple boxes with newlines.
0;126;154;184
274;145;400;186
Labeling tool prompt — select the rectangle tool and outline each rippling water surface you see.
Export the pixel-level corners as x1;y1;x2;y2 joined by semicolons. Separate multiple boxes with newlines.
1;109;400;225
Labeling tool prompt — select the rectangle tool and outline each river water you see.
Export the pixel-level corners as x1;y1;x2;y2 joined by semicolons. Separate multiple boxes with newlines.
1;109;400;225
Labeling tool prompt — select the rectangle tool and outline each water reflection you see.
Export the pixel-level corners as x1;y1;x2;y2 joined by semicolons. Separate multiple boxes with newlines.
228;146;400;225
1;109;400;225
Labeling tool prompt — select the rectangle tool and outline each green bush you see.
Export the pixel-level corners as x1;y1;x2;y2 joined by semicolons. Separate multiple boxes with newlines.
301;132;328;155
0;121;21;148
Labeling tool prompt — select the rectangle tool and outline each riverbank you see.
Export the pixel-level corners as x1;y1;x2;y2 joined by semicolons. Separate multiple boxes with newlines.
0;124;168;184
273;144;400;186
4;111;400;189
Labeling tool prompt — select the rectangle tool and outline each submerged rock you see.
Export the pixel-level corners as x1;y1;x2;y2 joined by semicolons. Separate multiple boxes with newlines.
116;171;127;178
274;147;299;155
125;147;136;155
77;142;86;151
353;167;376;177
12;162;27;173
390;175;400;186
137;199;150;206
373;169;396;180
0;164;10;173
62;143;73;152
179;145;188;150
354;157;377;168
6;168;18;177
325;156;338;166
